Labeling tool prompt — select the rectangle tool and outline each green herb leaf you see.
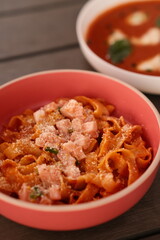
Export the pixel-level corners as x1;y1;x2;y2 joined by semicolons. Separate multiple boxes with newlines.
156;17;160;28
108;39;132;64
45;147;59;154
30;186;43;199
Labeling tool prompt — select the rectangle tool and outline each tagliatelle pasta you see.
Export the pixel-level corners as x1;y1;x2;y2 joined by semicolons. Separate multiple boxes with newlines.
0;97;152;204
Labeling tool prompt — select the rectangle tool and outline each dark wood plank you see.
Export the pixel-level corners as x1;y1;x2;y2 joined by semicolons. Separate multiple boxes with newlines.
140;235;160;240
0;47;159;113
0;47;91;85
0;2;85;59
0;0;64;12
0;0;85;12
144;94;160;112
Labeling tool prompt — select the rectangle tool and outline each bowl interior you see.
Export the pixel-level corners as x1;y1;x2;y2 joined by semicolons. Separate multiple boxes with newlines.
78;0;143;40
0;70;159;158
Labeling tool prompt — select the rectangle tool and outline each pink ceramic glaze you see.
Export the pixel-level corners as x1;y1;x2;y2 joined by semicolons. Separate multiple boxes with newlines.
0;70;160;230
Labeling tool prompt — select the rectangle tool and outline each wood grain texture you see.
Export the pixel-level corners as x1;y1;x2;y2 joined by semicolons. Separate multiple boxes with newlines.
0;0;84;12
0;47;159;112
140;235;160;240
0;2;85;59
0;47;90;84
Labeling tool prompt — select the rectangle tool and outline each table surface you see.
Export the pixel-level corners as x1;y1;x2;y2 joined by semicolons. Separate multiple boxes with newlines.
0;1;160;239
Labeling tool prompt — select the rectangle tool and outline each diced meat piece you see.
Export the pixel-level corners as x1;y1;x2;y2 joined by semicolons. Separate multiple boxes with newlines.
108;29;127;45
62;141;86;160
131;27;160;45
40;195;52;205
126;11;148;26
37;164;61;187
33;109;45;123
18;183;31;201
36;125;57;134
83;108;95;122
57;150;80;178
35;126;62;148
83;121;98;138
71;132;91;150
34;122;57;137
35;134;45;147
34;102;58;123
57;149;76;166
43;102;58;112
45;125;57;134
137;54;160;72
56;119;71;136
35;132;60;149
60;99;84;119
63;165;80;179
56;98;69;107
71;118;83;132
49;185;61;200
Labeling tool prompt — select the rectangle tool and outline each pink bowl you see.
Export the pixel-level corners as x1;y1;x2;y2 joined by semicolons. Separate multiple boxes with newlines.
0;70;160;230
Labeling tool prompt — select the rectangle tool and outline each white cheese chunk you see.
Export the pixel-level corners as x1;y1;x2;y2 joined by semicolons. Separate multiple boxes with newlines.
107;29;127;45
137;55;160;72
131;28;160;45
126;11;148;26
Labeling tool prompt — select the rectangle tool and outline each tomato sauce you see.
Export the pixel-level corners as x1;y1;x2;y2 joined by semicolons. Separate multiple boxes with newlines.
86;1;160;76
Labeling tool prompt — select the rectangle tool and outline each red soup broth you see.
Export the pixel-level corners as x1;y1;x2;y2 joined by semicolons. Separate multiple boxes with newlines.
86;1;160;76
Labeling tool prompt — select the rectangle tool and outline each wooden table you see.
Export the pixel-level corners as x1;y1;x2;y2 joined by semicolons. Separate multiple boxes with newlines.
0;1;160;239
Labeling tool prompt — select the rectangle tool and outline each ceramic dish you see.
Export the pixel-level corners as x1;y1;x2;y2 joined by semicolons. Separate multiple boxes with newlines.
0;70;160;230
76;0;160;94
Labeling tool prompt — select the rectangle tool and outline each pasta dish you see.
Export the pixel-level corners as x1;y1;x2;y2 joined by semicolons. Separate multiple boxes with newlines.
0;96;152;204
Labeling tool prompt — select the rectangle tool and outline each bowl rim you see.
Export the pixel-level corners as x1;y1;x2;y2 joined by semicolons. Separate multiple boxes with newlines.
76;0;160;81
0;69;160;213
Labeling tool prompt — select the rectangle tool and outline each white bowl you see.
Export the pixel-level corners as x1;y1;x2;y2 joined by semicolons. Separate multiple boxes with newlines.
76;0;160;94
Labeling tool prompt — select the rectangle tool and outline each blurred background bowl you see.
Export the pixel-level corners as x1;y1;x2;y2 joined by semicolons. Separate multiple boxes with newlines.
0;70;160;230
76;0;160;94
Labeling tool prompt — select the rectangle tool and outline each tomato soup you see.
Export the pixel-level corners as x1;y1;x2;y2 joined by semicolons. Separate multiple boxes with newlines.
86;1;160;76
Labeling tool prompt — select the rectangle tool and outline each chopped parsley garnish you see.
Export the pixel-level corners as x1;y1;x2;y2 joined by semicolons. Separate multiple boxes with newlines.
108;39;132;64
45;147;59;154
30;186;43;200
156;17;160;28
